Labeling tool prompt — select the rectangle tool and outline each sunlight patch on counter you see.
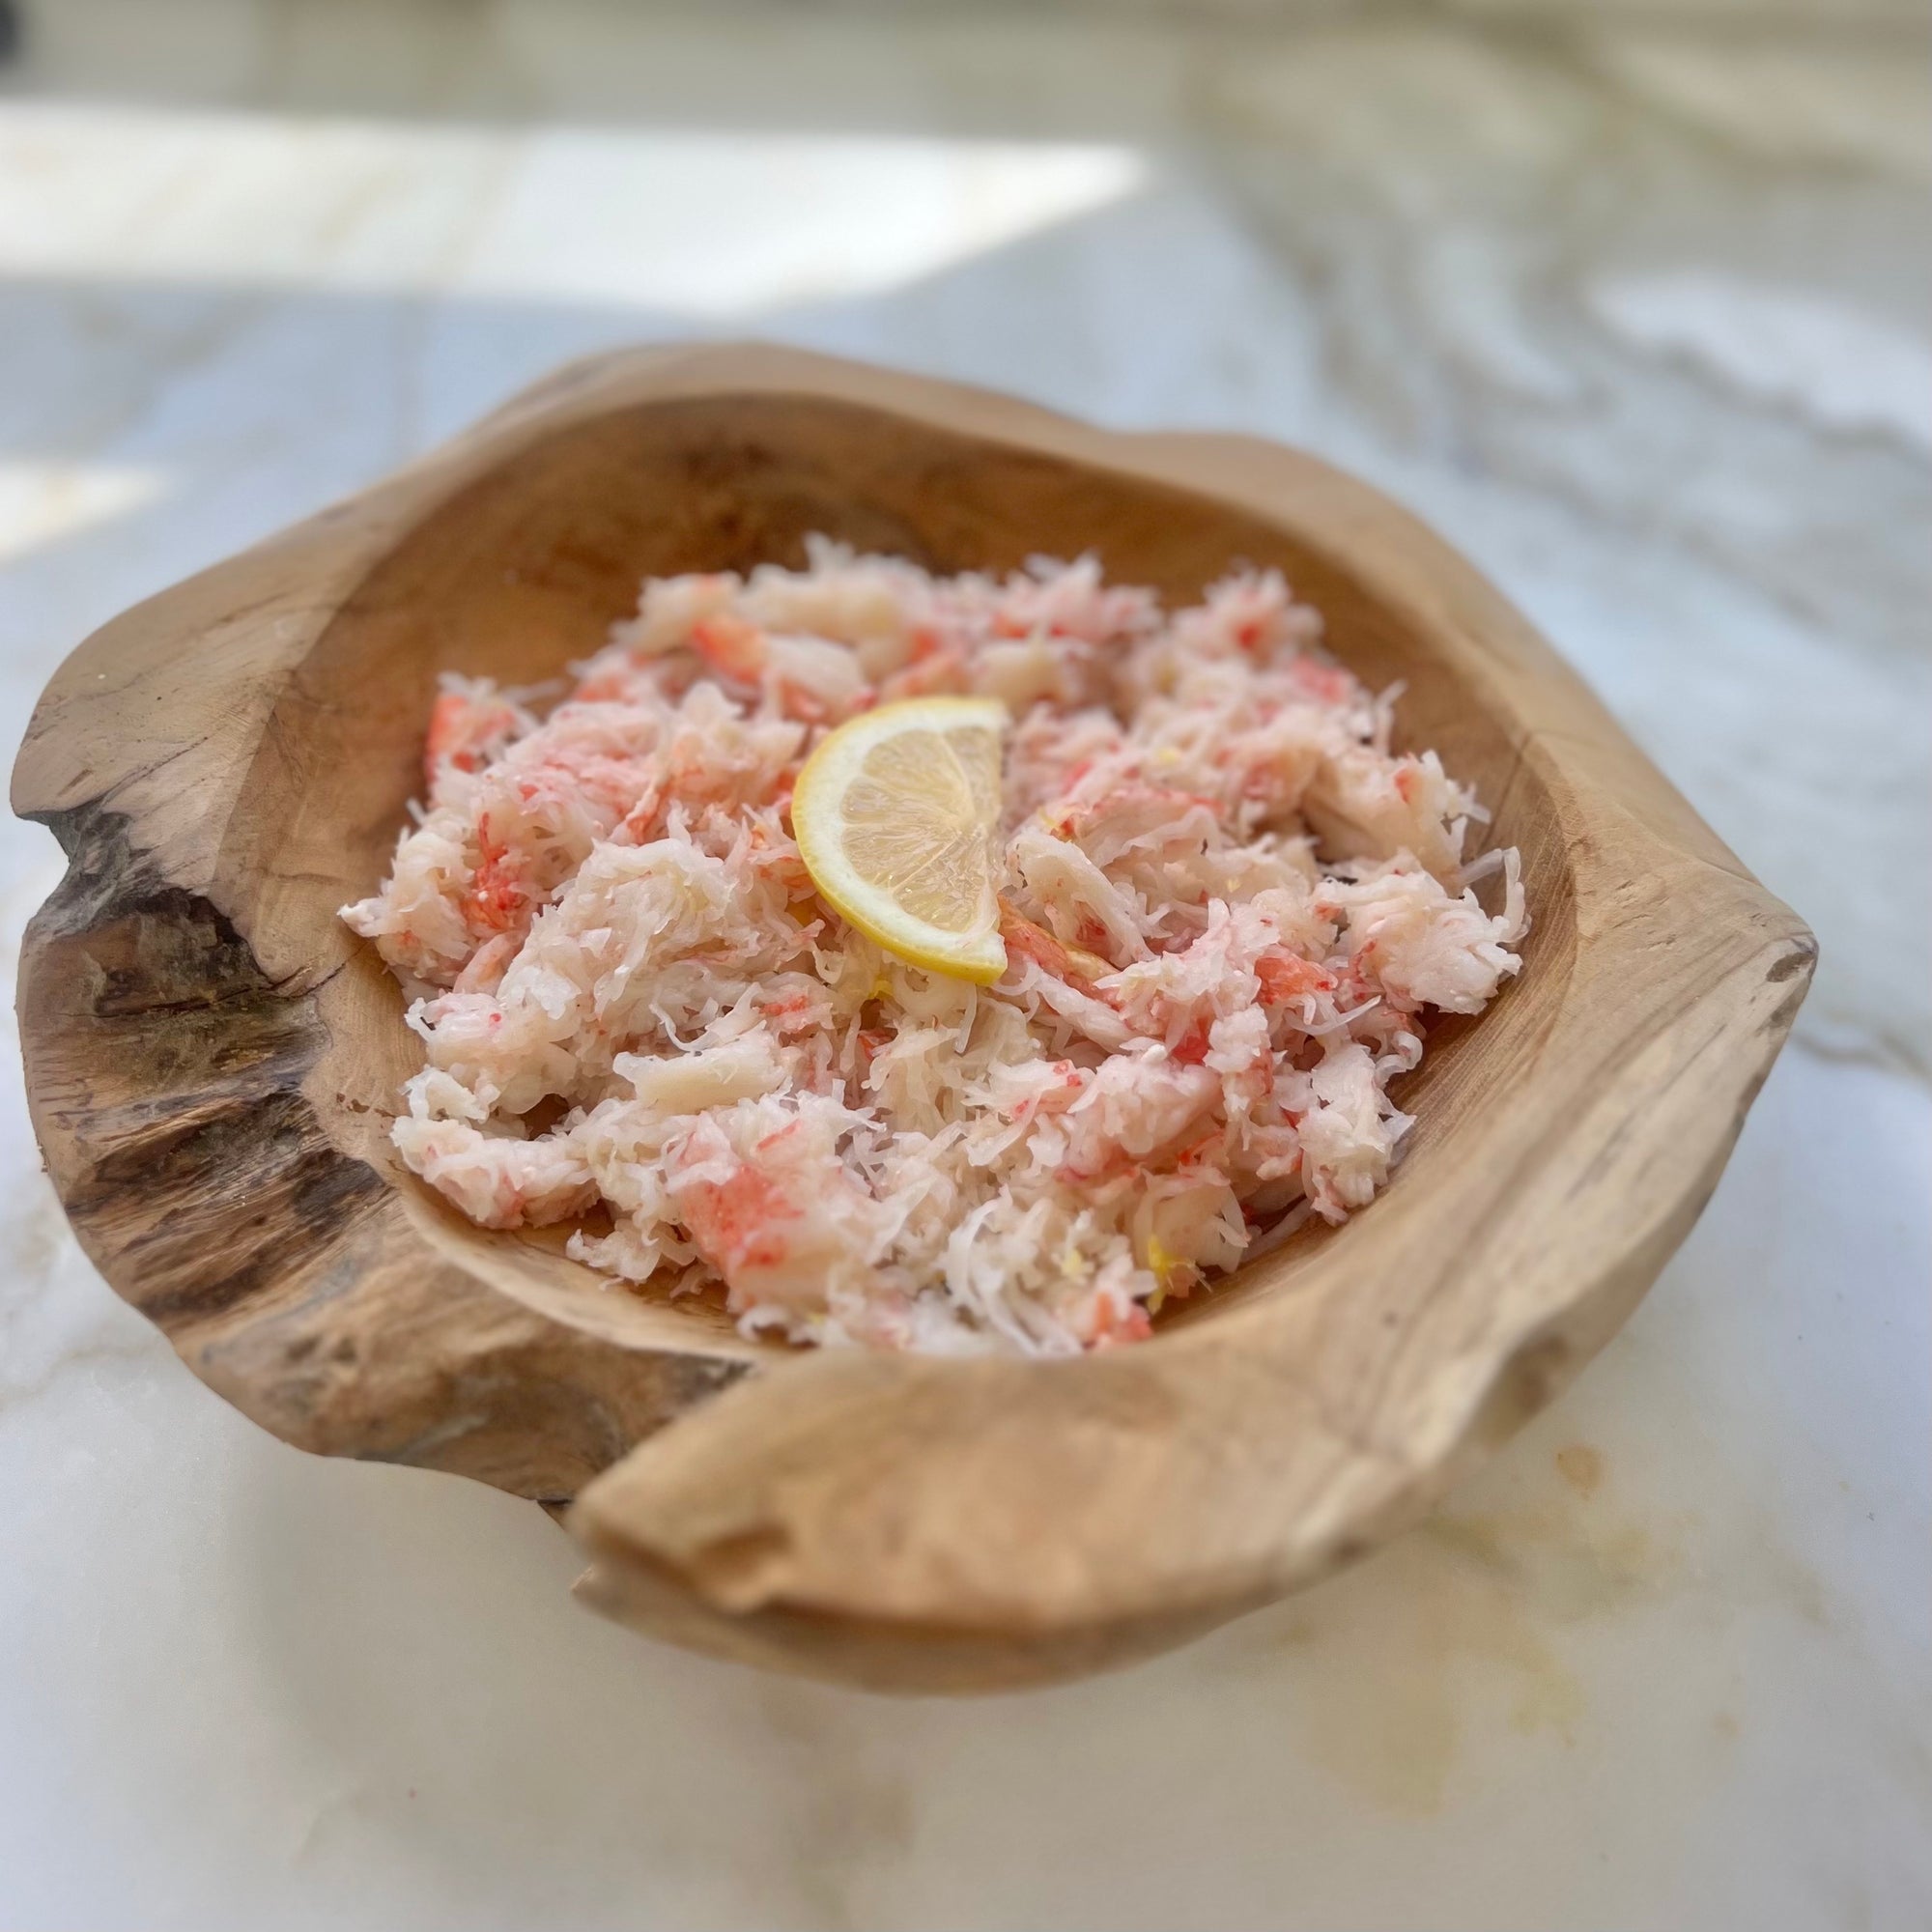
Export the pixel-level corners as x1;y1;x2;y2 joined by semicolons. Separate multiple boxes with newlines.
0;102;1148;316
0;461;171;565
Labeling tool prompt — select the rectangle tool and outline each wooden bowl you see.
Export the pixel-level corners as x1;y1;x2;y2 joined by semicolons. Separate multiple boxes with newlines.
14;344;1812;1692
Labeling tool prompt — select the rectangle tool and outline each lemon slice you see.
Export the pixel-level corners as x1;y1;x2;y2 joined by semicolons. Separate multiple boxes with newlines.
792;696;1009;982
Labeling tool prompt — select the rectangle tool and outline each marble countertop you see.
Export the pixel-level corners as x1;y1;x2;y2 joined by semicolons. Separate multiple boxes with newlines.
1;4;1926;1927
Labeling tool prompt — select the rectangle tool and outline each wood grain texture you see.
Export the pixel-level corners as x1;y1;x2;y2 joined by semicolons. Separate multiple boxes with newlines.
13;343;1813;1690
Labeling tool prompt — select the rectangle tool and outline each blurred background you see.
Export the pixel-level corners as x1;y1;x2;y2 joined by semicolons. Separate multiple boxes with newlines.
1;4;1926;1929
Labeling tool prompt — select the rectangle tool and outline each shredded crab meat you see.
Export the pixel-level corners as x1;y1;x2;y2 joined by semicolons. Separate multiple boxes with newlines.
344;540;1528;1355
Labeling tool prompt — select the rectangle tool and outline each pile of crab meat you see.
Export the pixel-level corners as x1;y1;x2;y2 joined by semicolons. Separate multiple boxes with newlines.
342;541;1527;1355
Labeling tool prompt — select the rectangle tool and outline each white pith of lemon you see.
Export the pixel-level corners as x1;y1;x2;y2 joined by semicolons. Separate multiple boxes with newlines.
791;696;1009;983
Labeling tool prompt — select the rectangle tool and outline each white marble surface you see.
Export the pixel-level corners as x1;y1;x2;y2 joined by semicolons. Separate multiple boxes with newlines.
2;5;1927;1927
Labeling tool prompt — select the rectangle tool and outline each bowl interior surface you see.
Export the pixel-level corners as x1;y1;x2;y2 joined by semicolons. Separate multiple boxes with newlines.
250;392;1576;1351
